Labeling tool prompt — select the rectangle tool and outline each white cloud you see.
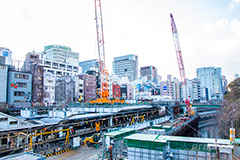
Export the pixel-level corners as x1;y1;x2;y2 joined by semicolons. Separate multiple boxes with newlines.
202;19;228;32
231;19;240;37
229;0;240;9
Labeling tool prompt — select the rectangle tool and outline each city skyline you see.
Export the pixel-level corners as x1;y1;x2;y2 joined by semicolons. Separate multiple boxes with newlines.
0;0;239;82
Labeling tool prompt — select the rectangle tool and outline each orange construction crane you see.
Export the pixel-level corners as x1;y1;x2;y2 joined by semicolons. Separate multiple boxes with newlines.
91;0;124;104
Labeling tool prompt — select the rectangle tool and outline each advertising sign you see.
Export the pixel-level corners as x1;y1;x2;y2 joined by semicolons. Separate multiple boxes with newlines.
3;51;8;57
73;137;80;148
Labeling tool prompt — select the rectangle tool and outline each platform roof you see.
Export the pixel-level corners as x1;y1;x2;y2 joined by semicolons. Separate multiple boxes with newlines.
67;112;113;120
105;128;135;137
124;134;231;145
0;151;45;160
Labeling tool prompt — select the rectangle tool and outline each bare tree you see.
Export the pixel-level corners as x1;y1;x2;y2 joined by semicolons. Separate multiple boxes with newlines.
218;78;240;139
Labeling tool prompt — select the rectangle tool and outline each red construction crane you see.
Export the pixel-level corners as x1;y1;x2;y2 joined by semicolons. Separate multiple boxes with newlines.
94;0;109;101
170;13;191;114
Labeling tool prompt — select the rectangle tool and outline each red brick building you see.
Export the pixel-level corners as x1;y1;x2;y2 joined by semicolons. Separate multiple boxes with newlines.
112;83;121;98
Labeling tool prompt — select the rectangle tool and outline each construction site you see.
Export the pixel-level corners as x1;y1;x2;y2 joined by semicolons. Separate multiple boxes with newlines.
0;0;238;160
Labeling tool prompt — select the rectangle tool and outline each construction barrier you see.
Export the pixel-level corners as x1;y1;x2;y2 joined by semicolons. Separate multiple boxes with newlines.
45;148;72;157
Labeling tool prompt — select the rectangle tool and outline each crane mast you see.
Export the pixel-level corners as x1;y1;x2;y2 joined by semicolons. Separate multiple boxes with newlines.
94;0;109;100
170;13;191;114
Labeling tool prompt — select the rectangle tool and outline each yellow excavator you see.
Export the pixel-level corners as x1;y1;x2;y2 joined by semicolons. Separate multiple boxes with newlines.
84;133;102;147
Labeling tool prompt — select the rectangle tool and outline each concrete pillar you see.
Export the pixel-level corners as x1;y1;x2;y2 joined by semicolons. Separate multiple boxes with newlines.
58;127;63;138
7;134;9;148
40;130;42;139
110;116;113;127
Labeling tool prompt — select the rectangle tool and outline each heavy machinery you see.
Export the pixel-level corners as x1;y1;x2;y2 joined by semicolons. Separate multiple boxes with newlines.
92;0;124;104
84;133;102;147
170;13;192;115
130;115;145;126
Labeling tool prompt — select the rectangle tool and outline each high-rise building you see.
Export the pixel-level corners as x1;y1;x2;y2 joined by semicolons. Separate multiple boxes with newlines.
113;54;138;81
140;66;158;83
0;47;12;65
79;59;99;74
197;67;223;101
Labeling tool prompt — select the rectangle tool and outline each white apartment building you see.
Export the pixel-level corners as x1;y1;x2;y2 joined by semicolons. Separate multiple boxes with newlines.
38;45;82;78
41;45;79;66
75;76;84;102
39;59;82;78
43;72;55;106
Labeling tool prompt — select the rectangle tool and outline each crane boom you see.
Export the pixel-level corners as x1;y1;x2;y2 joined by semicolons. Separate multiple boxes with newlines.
170;13;190;114
95;0;109;99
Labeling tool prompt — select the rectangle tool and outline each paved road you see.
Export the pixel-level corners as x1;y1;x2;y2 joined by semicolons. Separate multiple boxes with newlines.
46;146;102;160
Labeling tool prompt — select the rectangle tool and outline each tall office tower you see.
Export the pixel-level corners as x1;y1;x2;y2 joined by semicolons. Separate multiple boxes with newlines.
113;54;138;81
79;59;99;74
140;66;158;83
197;67;223;101
0;47;12;65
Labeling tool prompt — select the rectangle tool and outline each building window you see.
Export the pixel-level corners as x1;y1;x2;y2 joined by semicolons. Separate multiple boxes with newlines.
15;73;29;79
38;85;43;89
0;118;8;121
10;121;17;125
14;91;25;96
47;80;53;83
17;82;27;88
38;77;42;80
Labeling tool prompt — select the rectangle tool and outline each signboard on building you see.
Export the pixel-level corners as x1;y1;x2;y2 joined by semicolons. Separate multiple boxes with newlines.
163;86;167;92
3;51;8;57
73;137;80;148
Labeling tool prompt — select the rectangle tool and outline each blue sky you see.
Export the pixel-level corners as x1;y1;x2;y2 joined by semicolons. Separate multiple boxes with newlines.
0;0;239;82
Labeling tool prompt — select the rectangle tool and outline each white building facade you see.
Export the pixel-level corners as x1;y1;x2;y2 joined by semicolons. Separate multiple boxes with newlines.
0;47;12;65
43;72;55;106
